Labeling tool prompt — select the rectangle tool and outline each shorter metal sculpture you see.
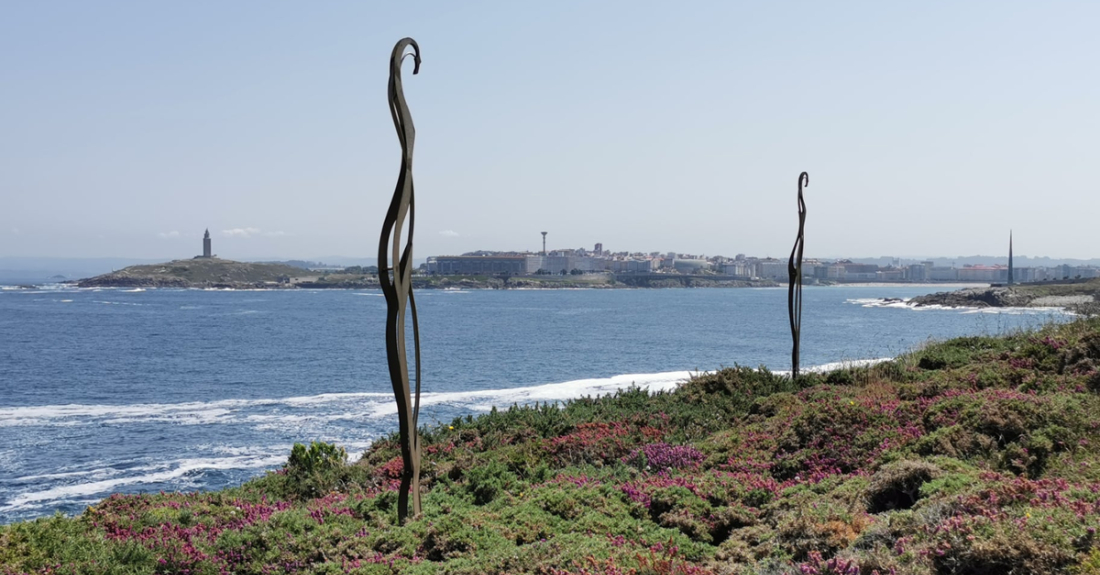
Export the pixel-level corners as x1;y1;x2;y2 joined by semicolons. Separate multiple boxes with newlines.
788;172;808;379
378;37;422;523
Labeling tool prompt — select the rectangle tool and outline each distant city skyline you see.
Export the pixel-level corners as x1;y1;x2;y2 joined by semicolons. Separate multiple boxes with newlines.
4;225;1100;265
3;2;1099;260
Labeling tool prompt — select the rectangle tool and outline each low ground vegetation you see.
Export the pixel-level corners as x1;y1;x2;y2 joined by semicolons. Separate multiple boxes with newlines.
5;319;1100;574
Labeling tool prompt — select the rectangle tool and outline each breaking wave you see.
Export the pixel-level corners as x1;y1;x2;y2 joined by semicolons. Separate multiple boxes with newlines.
846;297;1071;315
0;358;906;432
0;372;693;429
0;361;888;516
0;454;289;512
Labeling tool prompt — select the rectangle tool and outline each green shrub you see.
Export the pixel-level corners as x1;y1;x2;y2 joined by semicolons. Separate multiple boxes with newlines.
648;486;715;543
866;460;941;512
931;522;1076;575
285;441;348;498
910;336;1009;372
464;459;519;505
422;515;479;561
824;369;855;386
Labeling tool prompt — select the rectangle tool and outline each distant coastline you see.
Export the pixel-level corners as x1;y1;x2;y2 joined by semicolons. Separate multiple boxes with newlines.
71;258;788;290
68;258;1077;293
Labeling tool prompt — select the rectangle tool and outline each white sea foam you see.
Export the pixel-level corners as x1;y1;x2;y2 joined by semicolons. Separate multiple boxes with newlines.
4;440;386;513
0;361;898;513
14;468;116;483
0;399;263;427
0;454;287;511
847;297;911;309
960;306;1067;315
361;371;696;418
804;358;892;373
847;297;1070;315
846;297;946;310
0;361;893;430
0;373;690;428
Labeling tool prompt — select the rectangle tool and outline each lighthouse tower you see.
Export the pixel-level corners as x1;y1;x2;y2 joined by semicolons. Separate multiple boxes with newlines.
202;229;212;258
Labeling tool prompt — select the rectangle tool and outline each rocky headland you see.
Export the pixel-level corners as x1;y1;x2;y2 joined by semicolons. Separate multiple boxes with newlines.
910;279;1100;311
76;258;309;289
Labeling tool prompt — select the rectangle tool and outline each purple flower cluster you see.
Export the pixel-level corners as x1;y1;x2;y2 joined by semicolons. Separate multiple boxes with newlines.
625;442;705;471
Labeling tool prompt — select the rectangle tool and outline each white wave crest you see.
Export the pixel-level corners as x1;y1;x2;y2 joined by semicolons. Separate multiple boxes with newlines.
360;371;696;419
847;297;1070;315
805;358;892;373
0;454;287;512
960;306;1068;315
0;373;689;428
0;360;902;515
0;362;891;429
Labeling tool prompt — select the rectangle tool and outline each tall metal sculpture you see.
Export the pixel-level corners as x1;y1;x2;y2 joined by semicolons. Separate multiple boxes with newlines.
788;172;808;379
379;37;423;522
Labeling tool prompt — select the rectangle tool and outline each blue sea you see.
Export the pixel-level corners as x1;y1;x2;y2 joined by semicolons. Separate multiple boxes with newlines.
0;284;1070;523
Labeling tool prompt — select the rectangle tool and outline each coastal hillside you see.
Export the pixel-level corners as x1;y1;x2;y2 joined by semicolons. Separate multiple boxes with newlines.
76;258;312;288
911;279;1100;311
4;318;1100;574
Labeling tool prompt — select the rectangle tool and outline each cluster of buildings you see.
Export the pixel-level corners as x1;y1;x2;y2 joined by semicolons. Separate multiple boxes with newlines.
427;236;1100;284
718;258;1099;283
429;244;631;276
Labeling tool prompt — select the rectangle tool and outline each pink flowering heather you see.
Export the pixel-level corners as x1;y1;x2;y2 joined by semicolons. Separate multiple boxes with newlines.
625;443;705;471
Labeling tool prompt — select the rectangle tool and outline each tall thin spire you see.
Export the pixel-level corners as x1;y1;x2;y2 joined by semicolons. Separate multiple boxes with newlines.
1008;230;1014;286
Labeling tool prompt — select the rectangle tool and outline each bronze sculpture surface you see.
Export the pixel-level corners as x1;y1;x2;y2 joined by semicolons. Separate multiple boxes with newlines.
788;172;808;379
378;37;422;523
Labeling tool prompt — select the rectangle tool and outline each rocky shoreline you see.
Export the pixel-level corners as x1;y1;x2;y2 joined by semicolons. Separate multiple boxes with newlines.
910;281;1099;311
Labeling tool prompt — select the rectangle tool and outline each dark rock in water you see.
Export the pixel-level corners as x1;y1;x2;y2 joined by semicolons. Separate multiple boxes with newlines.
910;287;1032;308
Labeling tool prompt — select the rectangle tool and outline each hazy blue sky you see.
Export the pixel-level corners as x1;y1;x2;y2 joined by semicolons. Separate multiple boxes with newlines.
2;1;1097;261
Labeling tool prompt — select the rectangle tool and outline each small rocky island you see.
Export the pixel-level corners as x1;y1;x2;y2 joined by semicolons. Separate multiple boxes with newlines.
910;279;1100;311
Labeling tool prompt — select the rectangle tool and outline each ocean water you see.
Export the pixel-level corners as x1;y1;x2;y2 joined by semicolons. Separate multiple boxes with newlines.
0;284;1070;523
